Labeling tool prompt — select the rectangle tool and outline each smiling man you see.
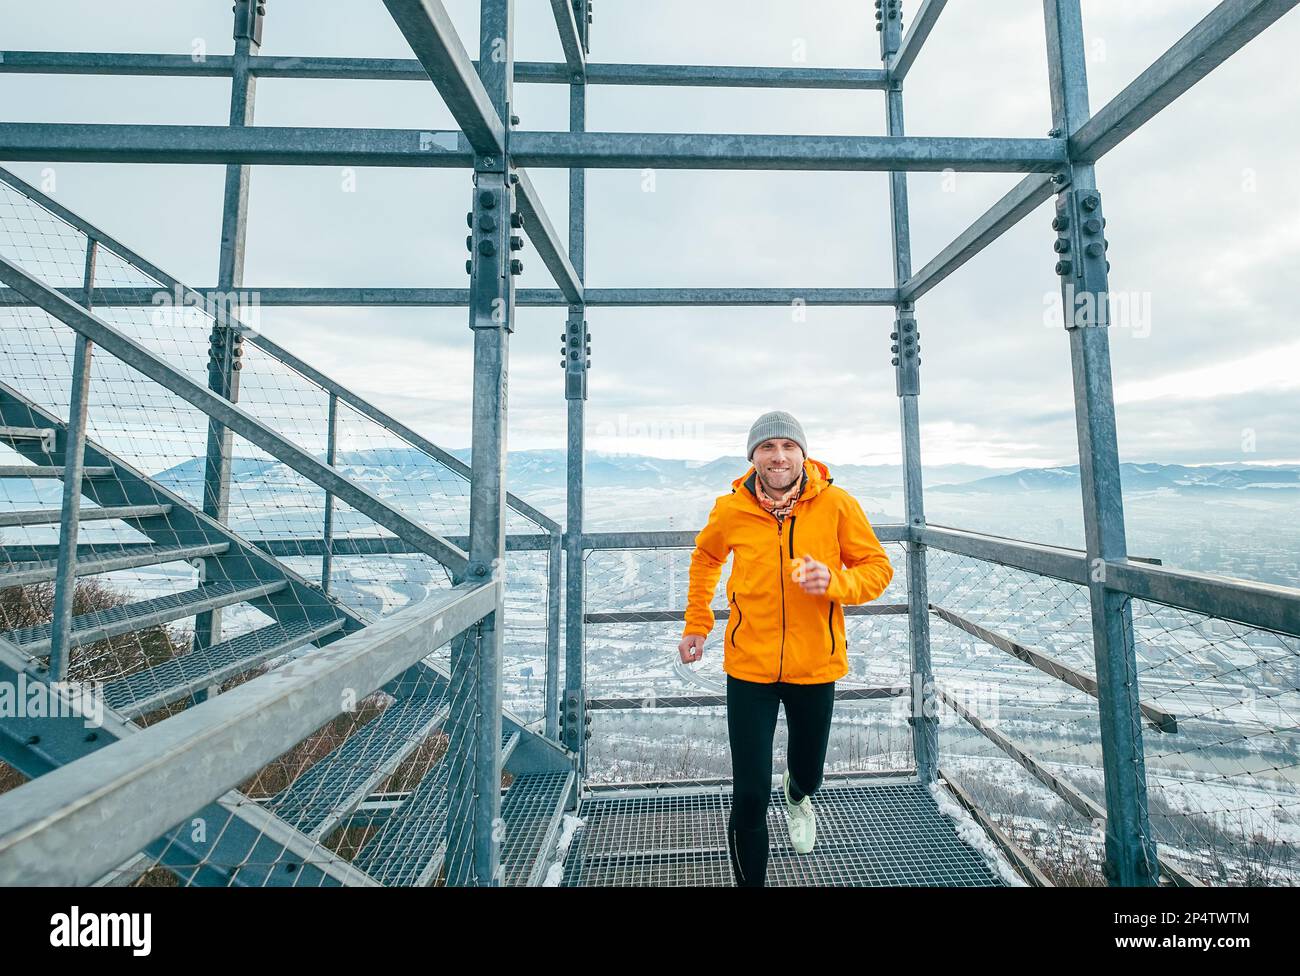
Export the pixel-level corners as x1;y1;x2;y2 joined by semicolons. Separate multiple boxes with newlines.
677;409;895;886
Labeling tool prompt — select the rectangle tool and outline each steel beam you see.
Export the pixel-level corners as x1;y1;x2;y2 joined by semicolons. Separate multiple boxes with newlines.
510;131;1067;171
900;173;1057;303
380;0;506;155
513;167;583;303
548;0;586;74
889;0;948;82
1072;0;1300;163
879;0;938;788
0;123;1066;172
195;0;261;666
1044;0;1158;888
1104;560;1300;638
1;285;898;307
0;51;891;88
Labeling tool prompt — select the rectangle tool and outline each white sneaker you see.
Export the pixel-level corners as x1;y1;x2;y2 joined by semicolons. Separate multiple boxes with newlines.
782;768;816;854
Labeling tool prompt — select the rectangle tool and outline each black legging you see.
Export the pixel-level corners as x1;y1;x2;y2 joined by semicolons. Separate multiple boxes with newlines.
726;672;836;886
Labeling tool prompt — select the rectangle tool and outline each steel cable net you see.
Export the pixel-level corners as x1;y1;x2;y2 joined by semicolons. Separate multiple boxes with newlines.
0;179;535;885
1121;598;1300;885
579;540;913;785
925;547;1109;885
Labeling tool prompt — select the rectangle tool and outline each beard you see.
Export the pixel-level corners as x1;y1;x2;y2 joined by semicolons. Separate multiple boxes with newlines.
758;464;801;494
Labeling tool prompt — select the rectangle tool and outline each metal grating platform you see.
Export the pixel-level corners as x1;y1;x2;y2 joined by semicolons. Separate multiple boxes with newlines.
561;778;1012;887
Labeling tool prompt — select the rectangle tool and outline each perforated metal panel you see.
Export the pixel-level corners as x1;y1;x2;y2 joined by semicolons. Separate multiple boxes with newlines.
562;778;1011;886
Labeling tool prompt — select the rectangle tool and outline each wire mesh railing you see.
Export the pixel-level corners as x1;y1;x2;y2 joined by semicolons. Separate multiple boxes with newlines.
925;539;1300;887
0;169;561;886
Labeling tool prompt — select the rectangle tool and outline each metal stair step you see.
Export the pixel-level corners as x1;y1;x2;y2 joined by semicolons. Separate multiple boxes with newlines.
0;503;172;528
0;465;115;478
104;615;346;718
266;689;451;839
2;579;288;654
498;769;574;887
0;542;229;590
353;731;521;886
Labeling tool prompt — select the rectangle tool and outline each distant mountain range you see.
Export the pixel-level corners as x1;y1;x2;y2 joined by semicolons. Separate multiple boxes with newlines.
152;449;1300;497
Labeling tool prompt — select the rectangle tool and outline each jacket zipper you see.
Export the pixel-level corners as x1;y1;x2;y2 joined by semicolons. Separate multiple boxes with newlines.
828;601;836;658
776;520;786;682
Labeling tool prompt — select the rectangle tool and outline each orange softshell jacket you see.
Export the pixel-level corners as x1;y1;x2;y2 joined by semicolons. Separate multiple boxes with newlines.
682;457;894;684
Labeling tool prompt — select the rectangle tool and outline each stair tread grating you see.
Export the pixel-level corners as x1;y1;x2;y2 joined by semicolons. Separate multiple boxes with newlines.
2;579;285;650
1;542;229;589
102;616;345;714
498;770;572;886
267;691;451;835
353;731;518;886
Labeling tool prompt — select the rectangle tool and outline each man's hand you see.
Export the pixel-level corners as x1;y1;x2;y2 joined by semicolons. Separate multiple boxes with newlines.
678;633;706;664
794;554;832;596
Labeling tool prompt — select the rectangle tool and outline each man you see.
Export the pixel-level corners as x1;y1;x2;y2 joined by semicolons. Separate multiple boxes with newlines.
677;410;894;886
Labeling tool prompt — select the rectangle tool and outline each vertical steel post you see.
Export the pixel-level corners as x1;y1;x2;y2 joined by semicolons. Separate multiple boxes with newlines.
48;237;99;681
879;0;937;783
561;16;590;792
545;528;561;740
321;392;338;593
444;0;516;887
194;0;263;666
1043;0;1158;886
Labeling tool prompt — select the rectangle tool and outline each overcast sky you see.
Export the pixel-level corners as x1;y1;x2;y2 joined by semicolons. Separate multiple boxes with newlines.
1;0;1298;471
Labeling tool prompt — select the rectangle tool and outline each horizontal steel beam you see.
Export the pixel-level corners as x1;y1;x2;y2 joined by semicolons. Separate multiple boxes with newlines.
587;686;904;709
585;604;909;624
0;252;471;576
1104;559;1300;638
0;581;497;885
930;604;1177;732
1072;0;1300;162
509;131;1067;172
889;0;948;82
900;173;1057;302
918;524;1091;585
254;532;555;558
0;123;1066;172
0;286;899;307
513;167;583;303
380;0;505;156
581;524;910;550
0;51;891;88
0;122;474;166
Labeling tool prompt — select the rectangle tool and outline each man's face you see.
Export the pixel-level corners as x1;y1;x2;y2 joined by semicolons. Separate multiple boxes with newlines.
753;438;804;492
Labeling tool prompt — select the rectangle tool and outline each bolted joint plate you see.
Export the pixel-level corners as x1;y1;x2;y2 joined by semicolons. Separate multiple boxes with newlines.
1052;188;1112;331
468;177;517;334
233;0;266;45
562;309;589;401
892;312;921;397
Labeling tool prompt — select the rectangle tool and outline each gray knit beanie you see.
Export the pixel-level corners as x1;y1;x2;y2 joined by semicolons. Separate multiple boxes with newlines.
747;410;807;461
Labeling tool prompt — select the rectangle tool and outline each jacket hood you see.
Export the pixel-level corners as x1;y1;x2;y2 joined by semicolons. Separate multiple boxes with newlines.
732;456;834;505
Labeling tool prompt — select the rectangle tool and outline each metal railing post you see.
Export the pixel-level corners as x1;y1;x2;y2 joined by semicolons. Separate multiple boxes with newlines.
321;392;338;592
194;0;263;672
879;0;938;783
1043;0;1158;886
562;28;590;793
48;237;99;681
443;0;516;887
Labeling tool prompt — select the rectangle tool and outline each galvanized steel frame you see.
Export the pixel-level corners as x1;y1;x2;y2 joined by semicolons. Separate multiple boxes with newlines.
0;0;1295;888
